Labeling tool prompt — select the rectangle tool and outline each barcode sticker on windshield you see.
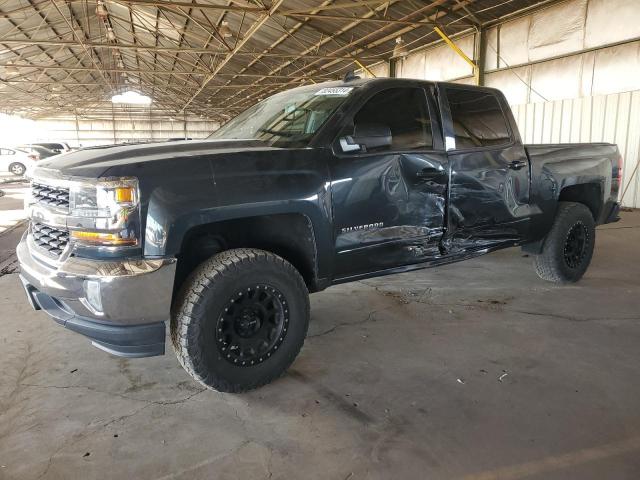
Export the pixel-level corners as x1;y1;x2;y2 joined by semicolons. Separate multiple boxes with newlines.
314;87;353;96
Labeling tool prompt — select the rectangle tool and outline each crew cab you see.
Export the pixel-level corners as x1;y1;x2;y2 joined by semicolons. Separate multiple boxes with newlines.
17;77;622;392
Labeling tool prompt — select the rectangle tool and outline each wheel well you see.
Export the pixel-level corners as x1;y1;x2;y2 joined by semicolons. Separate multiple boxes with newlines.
173;213;318;302
558;183;602;220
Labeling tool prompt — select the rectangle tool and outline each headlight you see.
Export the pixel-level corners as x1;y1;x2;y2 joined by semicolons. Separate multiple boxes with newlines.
69;177;140;247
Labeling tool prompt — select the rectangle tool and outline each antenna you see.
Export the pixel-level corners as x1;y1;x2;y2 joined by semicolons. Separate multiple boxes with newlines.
343;70;361;82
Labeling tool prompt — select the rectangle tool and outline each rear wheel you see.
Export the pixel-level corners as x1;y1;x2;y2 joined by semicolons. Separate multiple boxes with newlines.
9;162;26;176
171;248;309;392
534;202;595;283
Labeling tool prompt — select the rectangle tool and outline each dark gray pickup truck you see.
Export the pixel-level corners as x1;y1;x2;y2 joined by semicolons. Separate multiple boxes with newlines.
18;77;622;392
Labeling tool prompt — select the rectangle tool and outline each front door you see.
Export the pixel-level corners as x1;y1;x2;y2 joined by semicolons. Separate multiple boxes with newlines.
440;86;531;251
329;85;449;279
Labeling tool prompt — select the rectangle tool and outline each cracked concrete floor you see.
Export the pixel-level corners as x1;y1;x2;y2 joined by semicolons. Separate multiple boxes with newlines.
1;212;639;480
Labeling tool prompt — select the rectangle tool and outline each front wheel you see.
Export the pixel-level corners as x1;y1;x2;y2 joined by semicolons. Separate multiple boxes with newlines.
171;249;309;393
9;162;26;176
534;201;596;283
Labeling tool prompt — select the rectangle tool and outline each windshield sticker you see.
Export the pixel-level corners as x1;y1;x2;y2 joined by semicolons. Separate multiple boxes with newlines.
314;87;353;96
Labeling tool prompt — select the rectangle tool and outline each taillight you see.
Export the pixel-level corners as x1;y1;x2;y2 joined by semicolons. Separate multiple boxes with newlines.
612;154;623;199
616;154;623;179
28;153;39;161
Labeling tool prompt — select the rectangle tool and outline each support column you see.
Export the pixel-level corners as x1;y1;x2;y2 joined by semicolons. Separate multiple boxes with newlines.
476;27;487;86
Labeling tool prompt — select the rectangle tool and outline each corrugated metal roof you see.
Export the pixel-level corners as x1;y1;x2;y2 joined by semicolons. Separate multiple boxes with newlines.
0;0;559;119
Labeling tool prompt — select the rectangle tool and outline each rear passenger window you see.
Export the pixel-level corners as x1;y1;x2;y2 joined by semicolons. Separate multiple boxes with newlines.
354;88;432;151
446;89;511;149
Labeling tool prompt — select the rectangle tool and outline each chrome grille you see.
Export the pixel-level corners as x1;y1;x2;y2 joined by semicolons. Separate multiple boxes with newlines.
31;183;70;210
31;222;69;257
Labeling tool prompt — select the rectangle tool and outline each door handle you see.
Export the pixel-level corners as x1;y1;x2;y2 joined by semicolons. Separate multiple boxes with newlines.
508;160;527;170
416;167;442;178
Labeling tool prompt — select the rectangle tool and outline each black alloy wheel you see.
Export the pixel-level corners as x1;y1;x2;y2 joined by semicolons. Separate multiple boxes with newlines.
216;284;289;366
563;221;589;269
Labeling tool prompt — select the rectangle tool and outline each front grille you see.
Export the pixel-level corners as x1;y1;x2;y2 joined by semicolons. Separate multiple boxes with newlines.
31;222;69;257
32;183;70;210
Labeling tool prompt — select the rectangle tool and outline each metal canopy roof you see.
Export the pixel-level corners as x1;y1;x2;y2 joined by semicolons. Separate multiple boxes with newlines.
0;0;558;120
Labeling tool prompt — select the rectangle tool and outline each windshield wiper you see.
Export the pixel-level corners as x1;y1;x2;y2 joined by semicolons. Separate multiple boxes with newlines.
257;128;295;137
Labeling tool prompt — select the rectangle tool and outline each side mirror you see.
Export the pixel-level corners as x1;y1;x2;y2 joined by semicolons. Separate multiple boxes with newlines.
339;123;392;153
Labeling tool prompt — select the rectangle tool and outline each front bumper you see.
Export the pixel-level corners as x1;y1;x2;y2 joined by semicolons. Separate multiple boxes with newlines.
17;232;176;357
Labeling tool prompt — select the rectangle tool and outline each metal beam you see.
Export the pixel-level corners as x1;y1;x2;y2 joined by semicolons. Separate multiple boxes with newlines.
0;38;385;59
280;1;393;15
2;79;302;89
181;0;284;112
283;12;475;28
108;0;267;13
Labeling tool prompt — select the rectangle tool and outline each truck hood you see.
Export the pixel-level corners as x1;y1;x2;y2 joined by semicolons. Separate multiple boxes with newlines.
38;139;278;177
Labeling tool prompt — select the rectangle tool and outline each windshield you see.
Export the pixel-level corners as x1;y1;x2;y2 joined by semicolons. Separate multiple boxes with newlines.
208;84;354;147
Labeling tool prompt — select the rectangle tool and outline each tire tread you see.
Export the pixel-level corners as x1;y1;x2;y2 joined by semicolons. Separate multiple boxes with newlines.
534;201;595;283
171;248;309;393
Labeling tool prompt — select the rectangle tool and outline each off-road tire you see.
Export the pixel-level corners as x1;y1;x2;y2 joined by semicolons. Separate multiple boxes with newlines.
534;201;596;283
171;248;309;393
9;162;26;176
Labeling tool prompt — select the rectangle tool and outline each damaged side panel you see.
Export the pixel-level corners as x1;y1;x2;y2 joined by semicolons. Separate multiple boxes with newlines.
444;144;534;253
330;151;448;278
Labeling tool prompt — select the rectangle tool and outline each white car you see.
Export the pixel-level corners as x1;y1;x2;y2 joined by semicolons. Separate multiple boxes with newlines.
0;147;38;176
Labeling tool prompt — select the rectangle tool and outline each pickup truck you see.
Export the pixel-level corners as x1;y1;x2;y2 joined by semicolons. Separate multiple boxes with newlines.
17;77;622;393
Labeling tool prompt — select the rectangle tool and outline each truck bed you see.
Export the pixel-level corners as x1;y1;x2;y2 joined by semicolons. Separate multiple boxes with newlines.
524;142;620;229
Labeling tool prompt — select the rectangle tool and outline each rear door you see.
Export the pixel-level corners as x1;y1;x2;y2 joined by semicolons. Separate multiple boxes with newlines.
439;85;531;249
329;83;449;278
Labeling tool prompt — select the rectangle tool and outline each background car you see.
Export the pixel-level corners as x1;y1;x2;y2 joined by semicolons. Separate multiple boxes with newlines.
0;147;38;176
32;142;71;154
16;145;58;160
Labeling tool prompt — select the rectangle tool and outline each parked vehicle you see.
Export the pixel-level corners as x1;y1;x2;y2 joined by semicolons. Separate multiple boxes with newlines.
0;147;38;176
18;78;621;392
17;145;58;160
32;142;71;154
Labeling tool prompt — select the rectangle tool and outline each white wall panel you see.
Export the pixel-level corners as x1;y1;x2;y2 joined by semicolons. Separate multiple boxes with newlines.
362;61;390;78
591;42;640;96
485;67;531;104
390;0;639;101
423;35;474;80
585;0;640;47
513;90;640;208
530;55;583;101
452;76;476;85
498;16;530;67
398;50;426;79
528;0;587;61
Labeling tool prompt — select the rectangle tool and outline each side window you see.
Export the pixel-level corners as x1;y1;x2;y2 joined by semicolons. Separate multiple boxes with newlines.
446;88;511;149
353;87;432;151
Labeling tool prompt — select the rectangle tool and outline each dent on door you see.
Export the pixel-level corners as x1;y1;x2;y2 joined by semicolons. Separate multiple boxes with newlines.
445;145;531;252
332;152;447;276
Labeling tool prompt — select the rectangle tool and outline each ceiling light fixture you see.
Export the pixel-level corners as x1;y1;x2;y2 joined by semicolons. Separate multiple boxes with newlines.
111;90;152;105
218;21;233;38
106;26;116;41
392;36;409;59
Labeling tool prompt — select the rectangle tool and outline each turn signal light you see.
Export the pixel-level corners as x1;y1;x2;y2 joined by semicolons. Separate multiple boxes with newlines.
70;230;137;246
115;186;135;203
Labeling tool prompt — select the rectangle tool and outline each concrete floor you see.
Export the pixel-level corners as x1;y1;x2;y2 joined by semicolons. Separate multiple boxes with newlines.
1;203;639;479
